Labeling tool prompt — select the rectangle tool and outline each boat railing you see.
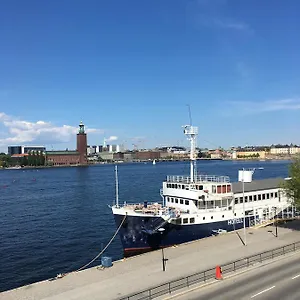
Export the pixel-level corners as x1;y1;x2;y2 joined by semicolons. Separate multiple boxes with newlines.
166;175;230;183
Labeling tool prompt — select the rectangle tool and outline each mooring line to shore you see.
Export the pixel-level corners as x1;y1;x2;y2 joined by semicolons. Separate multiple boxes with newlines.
54;214;127;280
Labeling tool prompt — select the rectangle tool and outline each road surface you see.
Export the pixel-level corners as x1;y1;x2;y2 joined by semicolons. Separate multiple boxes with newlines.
172;254;300;300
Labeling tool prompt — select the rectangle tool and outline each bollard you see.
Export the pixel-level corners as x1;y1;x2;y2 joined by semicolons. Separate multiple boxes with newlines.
215;265;223;280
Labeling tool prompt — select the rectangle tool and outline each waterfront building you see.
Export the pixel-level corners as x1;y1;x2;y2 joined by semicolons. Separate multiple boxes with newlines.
8;145;45;155
46;121;88;166
270;145;300;155
133;151;161;160
8;146;22;156
236;150;266;159
98;152;114;161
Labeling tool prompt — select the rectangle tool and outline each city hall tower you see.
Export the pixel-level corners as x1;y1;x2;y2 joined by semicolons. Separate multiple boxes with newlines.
77;121;87;164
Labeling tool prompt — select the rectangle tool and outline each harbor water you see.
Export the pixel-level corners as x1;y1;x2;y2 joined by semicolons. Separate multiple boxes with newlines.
0;160;290;292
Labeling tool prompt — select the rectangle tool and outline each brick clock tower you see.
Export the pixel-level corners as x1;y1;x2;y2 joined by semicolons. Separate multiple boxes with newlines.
77;121;88;165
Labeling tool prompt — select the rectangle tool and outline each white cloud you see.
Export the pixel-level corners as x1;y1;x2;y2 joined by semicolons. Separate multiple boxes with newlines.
0;112;104;150
187;0;252;33
105;136;118;142
212;18;252;32
227;98;300;115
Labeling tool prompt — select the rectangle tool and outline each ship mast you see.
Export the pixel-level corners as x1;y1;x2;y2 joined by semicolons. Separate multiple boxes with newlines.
183;125;198;183
115;165;119;208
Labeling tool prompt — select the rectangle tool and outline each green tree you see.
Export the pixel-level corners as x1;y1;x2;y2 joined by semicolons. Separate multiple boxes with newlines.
0;153;12;167
27;153;33;166
21;156;28;166
282;155;300;208
39;152;45;165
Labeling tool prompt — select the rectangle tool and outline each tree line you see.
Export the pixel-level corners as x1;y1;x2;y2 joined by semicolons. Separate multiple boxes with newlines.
283;155;300;209
0;152;45;167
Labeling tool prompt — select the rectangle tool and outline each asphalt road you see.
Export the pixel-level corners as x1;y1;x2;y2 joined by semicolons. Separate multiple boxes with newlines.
172;254;300;300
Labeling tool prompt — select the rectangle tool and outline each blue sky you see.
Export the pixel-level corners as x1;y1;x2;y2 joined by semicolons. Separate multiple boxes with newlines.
0;0;300;152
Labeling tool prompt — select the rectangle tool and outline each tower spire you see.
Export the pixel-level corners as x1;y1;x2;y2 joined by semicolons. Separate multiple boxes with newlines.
79;121;85;134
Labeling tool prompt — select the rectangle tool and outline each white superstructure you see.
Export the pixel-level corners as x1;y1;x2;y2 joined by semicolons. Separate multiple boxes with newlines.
112;125;293;248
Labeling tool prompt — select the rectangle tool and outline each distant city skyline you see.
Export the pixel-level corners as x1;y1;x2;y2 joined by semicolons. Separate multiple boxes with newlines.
1;1;300;153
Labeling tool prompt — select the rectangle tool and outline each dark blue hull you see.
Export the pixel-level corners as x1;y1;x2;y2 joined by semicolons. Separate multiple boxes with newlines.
114;214;255;257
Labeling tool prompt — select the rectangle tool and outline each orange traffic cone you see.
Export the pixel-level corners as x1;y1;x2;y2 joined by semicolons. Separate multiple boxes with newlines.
215;265;223;280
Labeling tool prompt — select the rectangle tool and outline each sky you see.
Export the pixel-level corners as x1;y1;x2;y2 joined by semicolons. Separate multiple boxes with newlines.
0;0;300;153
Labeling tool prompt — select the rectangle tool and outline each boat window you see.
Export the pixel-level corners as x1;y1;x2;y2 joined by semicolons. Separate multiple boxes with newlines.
245;196;248;202
190;218;195;224
235;198;238;204
166;197;169;202
185;200;189;205
210;201;214;206
234;213;236;216
262;194;265;200
275;192;278;198
249;195;252;202
271;192;274;198
254;195;257;201
211;216;213;219
258;194;261;200
227;185;231;193
174;184;177;189
185;186;189;190
177;184;181;189
167;184;169;188
171;184;174;188
171;198;174;203
212;185;216;193
183;218;188;224
180;199;184;204
182;185;185;189
222;215;224;218
199;185;203;190
266;194;270;199
203;217;205;220
176;218;181;225
217;185;222;194
222;185;226;193
175;198;178;204
239;197;243;202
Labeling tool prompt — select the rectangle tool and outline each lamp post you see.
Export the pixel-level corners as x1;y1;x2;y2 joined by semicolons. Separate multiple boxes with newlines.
242;168;246;246
158;228;168;271
273;206;278;237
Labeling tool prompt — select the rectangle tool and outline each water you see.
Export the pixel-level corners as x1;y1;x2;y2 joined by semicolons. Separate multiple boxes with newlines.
0;160;290;292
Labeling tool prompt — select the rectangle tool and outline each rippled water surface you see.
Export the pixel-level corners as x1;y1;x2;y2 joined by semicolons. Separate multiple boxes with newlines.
0;160;290;291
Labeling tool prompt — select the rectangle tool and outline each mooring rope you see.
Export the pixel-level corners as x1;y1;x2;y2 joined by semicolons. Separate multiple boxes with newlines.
55;213;127;279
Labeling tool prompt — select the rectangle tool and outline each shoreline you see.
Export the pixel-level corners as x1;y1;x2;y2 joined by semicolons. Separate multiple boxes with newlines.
0;157;292;171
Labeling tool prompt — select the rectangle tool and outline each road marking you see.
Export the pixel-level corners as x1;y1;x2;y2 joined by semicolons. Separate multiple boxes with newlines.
292;274;300;280
251;286;276;298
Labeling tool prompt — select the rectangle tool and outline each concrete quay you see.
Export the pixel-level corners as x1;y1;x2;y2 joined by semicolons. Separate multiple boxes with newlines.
2;222;300;300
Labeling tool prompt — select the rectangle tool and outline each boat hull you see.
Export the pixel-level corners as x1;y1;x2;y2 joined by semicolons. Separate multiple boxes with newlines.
113;213;255;257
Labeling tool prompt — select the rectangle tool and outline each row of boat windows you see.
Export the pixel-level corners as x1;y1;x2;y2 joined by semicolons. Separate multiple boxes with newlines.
166;197;189;205
234;192;278;204
166;197;230;209
166;183;232;193
176;214;230;224
166;183;193;190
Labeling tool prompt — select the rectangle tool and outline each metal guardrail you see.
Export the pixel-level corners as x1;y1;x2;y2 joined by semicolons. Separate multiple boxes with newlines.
119;241;300;300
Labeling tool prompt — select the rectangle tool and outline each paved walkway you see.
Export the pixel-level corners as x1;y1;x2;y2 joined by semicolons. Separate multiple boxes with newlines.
2;222;300;300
